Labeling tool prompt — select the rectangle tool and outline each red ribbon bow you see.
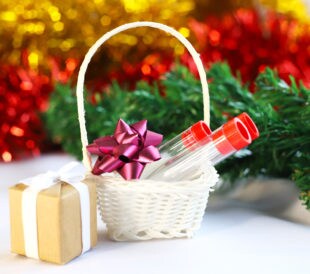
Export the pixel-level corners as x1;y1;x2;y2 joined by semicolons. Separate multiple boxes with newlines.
87;119;163;180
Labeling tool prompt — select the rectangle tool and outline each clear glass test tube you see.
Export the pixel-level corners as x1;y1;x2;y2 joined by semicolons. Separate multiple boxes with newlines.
145;116;257;181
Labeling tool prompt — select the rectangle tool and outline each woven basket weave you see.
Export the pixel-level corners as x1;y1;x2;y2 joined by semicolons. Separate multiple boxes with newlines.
76;22;219;241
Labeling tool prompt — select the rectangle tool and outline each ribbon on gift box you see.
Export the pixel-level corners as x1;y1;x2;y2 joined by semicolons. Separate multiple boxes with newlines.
21;161;91;259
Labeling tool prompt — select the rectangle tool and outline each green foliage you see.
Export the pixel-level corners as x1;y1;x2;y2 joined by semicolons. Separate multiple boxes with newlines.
43;62;310;209
209;66;310;210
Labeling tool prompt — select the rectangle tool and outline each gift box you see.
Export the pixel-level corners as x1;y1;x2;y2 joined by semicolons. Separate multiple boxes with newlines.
9;162;97;264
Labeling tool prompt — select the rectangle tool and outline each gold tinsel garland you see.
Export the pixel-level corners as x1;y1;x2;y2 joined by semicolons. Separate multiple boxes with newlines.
0;0;309;71
0;0;196;70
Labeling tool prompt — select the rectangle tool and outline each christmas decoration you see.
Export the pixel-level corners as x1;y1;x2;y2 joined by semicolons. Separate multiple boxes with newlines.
0;54;79;162
0;0;194;71
87;119;162;180
0;62;52;162
44;63;310;209
184;9;310;88
1;0;308;70
1;6;310;161
75;8;310;90
0;0;308;78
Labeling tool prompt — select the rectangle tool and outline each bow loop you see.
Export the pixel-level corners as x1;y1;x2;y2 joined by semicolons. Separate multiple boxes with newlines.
130;120;147;137
137;146;161;163
119;162;145;180
93;136;118;154
144;130;163;147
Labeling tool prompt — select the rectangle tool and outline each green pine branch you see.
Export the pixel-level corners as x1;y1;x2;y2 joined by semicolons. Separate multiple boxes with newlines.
43;62;310;209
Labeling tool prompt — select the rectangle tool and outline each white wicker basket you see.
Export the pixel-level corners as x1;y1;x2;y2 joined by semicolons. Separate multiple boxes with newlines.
96;168;218;241
76;22;219;241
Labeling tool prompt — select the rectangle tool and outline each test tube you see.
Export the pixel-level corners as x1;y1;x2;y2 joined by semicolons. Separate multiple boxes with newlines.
145;115;258;181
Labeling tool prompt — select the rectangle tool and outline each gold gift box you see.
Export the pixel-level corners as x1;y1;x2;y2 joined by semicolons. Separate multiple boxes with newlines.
9;180;97;264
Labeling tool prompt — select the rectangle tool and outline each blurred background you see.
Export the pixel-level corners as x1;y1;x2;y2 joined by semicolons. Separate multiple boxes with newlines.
1;0;309;161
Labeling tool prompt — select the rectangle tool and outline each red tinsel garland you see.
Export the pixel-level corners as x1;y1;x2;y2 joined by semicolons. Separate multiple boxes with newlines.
0;55;78;161
0;64;52;161
182;9;310;88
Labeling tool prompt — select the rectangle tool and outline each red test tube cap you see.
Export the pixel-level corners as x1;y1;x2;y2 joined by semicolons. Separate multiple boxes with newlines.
237;113;259;140
213;118;252;155
191;121;212;142
181;121;212;149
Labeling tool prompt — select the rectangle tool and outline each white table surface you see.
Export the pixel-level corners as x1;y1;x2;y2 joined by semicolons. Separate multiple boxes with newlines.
1;153;309;274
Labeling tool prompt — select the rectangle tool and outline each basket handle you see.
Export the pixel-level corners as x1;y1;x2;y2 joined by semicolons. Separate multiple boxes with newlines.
76;21;210;171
